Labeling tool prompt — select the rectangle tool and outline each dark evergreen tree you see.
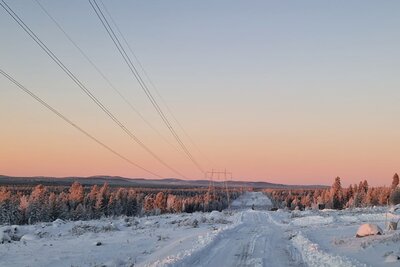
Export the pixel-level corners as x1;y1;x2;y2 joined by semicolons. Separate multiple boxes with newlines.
391;173;399;191
331;177;344;209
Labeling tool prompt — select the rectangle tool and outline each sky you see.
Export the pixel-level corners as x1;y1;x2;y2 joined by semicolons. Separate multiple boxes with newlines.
1;0;400;186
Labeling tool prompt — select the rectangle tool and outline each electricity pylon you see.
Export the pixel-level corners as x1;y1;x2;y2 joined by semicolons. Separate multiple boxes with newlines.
206;169;232;210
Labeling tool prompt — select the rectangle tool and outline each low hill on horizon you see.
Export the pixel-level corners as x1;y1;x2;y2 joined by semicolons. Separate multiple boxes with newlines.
0;174;328;189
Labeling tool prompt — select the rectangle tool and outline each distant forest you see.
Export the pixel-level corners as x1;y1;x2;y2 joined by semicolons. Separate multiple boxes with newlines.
0;183;240;225
266;174;400;210
2;174;400;225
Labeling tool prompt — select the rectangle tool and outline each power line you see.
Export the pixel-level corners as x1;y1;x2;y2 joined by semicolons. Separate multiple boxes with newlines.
0;68;162;178
0;0;188;179
89;0;205;174
98;0;217;169
32;0;185;159
89;0;204;174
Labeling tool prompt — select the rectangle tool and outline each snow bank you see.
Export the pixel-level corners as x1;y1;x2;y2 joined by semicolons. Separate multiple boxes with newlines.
148;211;242;266
291;232;366;267
384;253;400;263
0;225;23;242
102;258;135;267
0;212;243;267
52;219;66;228
166;211;232;228
0;231;11;243
291;215;334;227
208;211;231;224
388;204;400;214
20;234;39;241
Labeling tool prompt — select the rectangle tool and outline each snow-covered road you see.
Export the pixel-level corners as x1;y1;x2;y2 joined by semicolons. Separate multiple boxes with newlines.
231;191;273;210
2;192;397;266
179;210;301;267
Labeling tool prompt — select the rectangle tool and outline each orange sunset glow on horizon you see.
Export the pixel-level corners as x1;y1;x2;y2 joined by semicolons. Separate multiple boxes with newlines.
1;1;399;187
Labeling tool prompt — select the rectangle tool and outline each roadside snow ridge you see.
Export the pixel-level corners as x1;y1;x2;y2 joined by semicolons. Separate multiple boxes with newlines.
292;232;367;267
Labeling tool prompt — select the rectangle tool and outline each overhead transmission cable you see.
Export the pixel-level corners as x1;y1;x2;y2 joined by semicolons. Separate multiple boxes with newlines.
0;0;188;179
32;0;185;158
0;68;162;178
89;0;205;174
98;0;217;169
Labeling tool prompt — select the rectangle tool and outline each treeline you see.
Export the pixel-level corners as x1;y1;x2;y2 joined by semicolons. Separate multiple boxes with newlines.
0;182;241;225
266;173;400;210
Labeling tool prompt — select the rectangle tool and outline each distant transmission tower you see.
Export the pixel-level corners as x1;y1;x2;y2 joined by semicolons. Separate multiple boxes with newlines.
206;169;232;210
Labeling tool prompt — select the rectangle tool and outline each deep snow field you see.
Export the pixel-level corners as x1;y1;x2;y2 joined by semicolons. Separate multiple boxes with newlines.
289;207;400;267
1;192;400;267
0;210;241;267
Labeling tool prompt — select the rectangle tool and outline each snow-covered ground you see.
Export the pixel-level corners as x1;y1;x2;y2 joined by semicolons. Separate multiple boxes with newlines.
231;191;273;209
290;208;400;266
0;210;241;267
1;192;400;267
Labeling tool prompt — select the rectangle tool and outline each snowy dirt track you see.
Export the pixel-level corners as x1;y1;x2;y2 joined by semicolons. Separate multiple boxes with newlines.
176;192;301;266
177;210;302;267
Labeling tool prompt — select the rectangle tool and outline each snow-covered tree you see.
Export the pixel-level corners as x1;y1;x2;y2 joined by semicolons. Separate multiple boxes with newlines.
57;192;70;219
154;192;167;214
68;182;84;209
112;188;128;216
72;203;86;220
0;188;20;224
143;194;155;214
391;173;399;191
126;190;138;216
47;192;60;221
95;183;110;217
390;189;400;205
331;177;344;209
19;195;29;224
365;188;378;206
346;184;354;203
27;185;49;224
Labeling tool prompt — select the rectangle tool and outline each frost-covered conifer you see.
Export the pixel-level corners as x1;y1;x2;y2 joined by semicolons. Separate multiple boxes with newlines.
331;177;344;209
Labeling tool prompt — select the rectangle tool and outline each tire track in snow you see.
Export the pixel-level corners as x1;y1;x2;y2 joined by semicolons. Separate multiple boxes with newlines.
164;193;303;267
237;227;260;266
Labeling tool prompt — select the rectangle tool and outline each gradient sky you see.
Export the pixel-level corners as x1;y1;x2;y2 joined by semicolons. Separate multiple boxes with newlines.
1;0;400;186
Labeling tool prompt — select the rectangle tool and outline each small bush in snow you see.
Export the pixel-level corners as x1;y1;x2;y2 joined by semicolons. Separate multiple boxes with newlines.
157;235;169;241
197;216;206;223
71;224;100;236
101;224;119;232
0;231;11;244
212;218;231;224
385;254;400;263
290;211;303;218
34;230;50;239
1;226;22;242
192;219;199;228
20;234;38;242
52;219;66;227
71;223;119;236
